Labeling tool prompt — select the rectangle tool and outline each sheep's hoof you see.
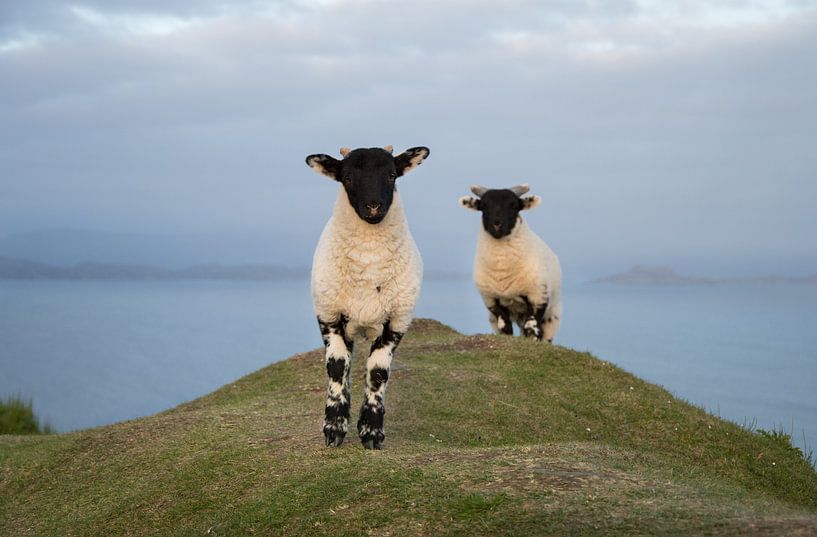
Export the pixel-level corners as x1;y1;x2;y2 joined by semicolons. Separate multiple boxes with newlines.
360;429;384;450
323;426;346;447
324;431;345;447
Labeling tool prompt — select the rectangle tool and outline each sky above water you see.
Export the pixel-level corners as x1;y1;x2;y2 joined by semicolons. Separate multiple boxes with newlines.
1;1;816;278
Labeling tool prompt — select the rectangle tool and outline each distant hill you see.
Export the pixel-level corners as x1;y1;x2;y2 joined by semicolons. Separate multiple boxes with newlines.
593;265;714;285
594;265;817;285
0;256;307;281
0;257;471;282
0;228;315;268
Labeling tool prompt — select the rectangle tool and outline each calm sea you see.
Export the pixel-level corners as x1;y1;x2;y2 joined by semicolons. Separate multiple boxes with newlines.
1;279;815;456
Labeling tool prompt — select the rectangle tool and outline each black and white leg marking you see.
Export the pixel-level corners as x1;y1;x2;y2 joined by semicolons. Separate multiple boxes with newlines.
488;299;513;335
358;320;403;450
318;315;354;447
521;296;548;341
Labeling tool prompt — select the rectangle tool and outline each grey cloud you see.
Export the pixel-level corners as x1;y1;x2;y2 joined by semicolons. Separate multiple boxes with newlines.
1;1;816;277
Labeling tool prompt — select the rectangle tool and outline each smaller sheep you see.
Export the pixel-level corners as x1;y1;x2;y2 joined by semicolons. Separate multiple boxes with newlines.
460;184;562;342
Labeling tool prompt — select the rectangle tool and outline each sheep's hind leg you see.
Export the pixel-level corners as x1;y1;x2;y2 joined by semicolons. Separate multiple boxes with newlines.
358;320;403;450
488;299;513;335
318;315;354;447
543;302;561;343
521;296;547;341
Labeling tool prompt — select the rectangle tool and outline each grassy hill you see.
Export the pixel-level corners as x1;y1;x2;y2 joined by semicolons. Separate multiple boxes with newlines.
1;319;816;536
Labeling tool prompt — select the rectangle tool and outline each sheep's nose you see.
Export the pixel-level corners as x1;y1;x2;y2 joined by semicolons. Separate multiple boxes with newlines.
366;201;382;211
492;221;502;230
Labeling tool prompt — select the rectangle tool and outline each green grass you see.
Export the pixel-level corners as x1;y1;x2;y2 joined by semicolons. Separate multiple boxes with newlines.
1;318;815;536
0;395;54;435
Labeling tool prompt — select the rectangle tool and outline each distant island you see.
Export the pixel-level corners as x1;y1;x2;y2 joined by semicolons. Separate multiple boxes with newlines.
0;256;308;281
594;265;817;285
0;257;470;282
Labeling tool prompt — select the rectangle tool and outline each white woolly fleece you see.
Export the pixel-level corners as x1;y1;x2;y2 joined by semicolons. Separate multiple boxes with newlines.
311;188;423;340
472;217;562;336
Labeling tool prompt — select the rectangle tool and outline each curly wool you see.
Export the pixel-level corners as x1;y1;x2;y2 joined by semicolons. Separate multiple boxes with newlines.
311;188;423;340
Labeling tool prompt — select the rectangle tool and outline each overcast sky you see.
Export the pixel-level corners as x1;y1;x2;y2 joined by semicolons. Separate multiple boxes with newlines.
1;1;815;277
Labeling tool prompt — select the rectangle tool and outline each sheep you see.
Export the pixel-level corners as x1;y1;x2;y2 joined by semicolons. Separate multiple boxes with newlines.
305;144;430;449
459;184;562;342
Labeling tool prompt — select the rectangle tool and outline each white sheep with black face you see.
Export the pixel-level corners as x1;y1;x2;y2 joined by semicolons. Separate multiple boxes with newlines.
305;145;430;449
460;184;562;343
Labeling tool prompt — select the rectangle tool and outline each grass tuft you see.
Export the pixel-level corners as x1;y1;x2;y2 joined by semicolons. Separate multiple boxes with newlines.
757;427;814;467
451;492;508;517
0;395;54;435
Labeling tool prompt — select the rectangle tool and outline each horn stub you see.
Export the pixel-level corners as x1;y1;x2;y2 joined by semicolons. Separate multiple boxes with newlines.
470;185;488;197
509;184;530;196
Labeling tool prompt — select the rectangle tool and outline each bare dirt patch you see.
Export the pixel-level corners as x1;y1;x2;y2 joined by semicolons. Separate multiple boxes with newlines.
735;516;817;536
401;444;645;496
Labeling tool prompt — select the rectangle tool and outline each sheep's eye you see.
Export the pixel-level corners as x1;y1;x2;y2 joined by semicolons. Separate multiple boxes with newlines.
389;172;397;180
342;175;352;183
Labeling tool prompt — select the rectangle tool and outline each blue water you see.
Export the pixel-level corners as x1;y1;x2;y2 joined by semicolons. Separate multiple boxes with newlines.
1;279;815;458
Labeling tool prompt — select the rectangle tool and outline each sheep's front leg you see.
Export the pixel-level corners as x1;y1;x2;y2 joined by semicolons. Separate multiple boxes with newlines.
358;320;403;450
318;315;353;447
488;298;514;335
521;296;547;341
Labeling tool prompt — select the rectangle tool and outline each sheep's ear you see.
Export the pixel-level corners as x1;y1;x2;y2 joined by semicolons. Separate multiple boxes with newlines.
520;195;541;211
305;154;342;180
459;196;481;211
395;146;430;176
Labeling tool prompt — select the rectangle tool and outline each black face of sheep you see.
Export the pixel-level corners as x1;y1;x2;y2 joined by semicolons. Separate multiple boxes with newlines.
460;184;541;239
306;146;430;225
